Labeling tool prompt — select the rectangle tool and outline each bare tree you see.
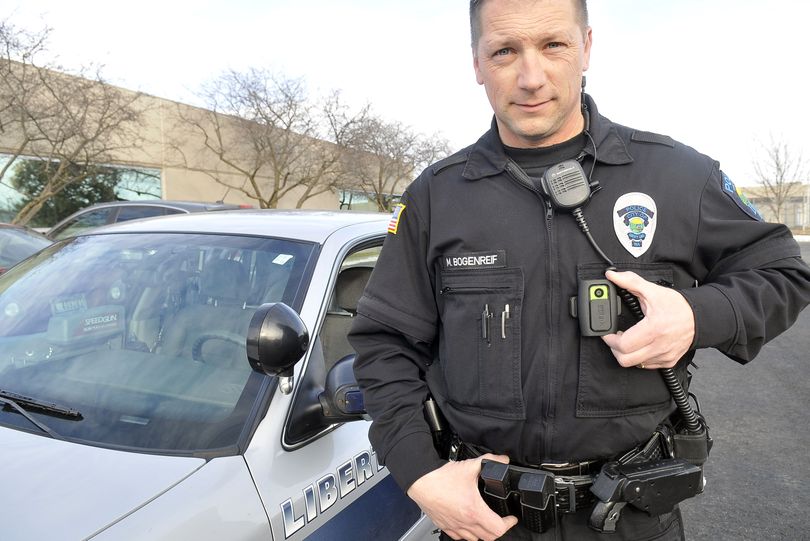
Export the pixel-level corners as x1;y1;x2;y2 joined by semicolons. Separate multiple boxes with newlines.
344;113;451;211
172;69;367;209
753;136;807;224
0;19;148;226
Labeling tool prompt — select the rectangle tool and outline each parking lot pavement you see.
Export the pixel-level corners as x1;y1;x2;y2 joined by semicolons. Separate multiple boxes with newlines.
681;241;810;540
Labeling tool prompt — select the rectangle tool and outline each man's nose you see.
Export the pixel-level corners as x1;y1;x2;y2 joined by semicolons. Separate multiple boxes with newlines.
517;50;548;91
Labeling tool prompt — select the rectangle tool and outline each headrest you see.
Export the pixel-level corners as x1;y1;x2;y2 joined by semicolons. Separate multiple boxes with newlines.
335;267;372;312
200;259;248;303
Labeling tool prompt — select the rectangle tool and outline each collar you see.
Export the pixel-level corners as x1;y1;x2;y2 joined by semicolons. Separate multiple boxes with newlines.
462;94;633;181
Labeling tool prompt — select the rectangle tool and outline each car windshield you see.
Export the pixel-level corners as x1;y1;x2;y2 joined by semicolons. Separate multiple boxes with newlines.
0;232;316;454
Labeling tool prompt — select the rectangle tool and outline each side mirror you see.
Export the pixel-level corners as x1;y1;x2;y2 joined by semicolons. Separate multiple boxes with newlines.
319;354;366;422
247;302;309;394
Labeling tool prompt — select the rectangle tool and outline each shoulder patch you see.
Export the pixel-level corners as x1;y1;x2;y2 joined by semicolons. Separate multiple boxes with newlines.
721;172;763;221
387;203;406;234
630;130;675;148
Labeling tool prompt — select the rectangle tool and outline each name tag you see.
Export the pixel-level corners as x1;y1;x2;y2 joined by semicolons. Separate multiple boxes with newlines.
441;250;506;271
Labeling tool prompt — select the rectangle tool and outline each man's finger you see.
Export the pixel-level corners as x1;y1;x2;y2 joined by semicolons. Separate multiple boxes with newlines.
606;332;685;368
602;319;655;355
476;513;519;541
605;269;651;297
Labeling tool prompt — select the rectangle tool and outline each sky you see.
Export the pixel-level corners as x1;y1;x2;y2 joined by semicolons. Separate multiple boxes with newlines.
6;0;810;186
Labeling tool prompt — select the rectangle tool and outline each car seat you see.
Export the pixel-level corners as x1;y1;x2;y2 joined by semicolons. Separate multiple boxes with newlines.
159;258;254;365
319;266;373;371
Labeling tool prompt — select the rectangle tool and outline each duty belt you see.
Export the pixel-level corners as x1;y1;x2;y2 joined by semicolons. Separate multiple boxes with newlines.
479;460;598;518
451;440;602;528
453;431;679;534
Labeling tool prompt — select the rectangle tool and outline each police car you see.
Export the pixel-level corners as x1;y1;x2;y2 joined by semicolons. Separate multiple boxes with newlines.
0;210;436;541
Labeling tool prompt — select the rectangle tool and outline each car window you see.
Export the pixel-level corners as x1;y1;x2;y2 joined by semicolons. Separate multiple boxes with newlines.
0;232;317;454
51;208;115;240
115;205;171;222
320;244;381;371
284;241;382;447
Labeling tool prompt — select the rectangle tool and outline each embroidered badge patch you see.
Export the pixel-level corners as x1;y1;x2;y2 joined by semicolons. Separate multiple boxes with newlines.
387;203;406;234
613;192;658;258
721;172;763;221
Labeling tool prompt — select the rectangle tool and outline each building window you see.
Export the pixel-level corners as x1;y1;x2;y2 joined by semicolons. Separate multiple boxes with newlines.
338;190;370;211
337;189;401;212
0;154;161;225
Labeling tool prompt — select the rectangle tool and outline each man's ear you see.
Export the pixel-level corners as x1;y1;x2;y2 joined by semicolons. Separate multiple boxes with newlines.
473;51;484;85
582;26;593;71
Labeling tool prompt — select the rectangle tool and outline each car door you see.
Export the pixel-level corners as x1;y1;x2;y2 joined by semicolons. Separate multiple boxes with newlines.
244;234;435;541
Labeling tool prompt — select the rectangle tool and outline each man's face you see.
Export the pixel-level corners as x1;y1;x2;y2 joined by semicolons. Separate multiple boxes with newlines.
473;0;592;148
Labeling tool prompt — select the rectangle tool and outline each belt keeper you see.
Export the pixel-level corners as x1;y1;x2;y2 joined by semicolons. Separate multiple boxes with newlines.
672;430;712;466
555;478;578;512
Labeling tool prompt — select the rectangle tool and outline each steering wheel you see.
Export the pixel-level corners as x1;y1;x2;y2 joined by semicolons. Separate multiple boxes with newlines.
191;332;245;363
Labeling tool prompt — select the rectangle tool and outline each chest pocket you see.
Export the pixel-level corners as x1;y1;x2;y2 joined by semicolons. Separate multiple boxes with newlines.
576;263;682;418
438;267;525;420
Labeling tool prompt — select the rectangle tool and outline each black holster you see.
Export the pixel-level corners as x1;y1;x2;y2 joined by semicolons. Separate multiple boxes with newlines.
588;412;713;533
588;458;703;533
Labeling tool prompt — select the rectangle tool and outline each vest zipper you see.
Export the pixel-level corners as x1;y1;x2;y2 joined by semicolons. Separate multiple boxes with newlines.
504;161;557;457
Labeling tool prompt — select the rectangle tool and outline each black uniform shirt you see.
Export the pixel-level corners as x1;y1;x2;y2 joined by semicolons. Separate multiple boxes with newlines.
504;133;586;175
349;95;810;492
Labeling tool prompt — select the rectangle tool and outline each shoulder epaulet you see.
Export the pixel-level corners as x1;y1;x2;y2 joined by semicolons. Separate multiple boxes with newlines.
430;149;470;175
630;130;675;148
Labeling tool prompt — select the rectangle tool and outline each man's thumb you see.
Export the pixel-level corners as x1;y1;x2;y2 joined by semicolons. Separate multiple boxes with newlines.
479;453;511;465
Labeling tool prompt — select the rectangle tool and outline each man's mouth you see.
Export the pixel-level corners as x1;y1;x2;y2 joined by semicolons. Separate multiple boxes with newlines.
515;99;552;111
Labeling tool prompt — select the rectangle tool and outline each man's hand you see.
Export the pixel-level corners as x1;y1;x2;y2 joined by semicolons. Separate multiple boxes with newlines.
602;270;695;370
406;454;518;541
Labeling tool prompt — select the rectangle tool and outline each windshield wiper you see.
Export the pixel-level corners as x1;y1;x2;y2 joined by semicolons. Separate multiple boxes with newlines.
0;389;83;420
0;389;83;440
0;396;63;439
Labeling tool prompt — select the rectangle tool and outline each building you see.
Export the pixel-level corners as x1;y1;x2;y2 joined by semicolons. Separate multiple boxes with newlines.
0;61;409;225
743;183;810;231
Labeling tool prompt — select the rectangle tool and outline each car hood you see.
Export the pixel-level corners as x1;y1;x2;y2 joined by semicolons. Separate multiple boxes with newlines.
0;427;206;541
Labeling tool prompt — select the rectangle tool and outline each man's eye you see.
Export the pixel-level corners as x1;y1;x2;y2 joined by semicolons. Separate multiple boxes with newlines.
494;48;512;57
547;42;566;49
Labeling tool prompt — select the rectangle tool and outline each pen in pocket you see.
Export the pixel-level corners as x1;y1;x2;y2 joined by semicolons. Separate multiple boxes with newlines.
481;304;491;343
501;304;510;339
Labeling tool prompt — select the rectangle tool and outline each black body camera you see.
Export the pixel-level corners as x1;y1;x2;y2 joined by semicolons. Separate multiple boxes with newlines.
569;279;621;336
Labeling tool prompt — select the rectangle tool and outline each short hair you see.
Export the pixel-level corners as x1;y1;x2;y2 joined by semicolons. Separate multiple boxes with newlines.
470;0;589;48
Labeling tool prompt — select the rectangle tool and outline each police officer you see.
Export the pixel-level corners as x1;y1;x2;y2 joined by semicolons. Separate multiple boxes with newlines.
348;1;810;539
